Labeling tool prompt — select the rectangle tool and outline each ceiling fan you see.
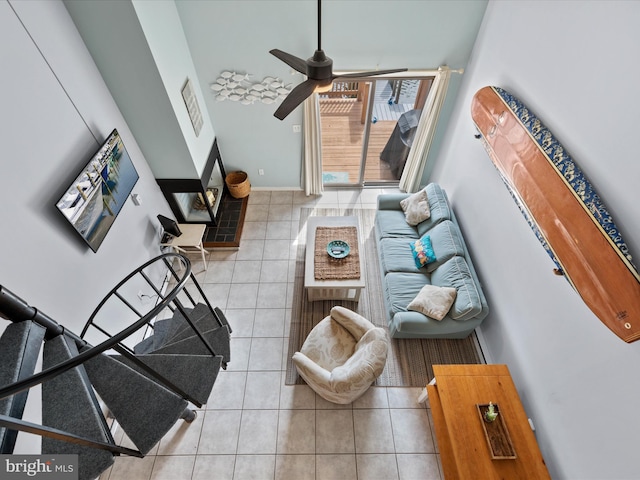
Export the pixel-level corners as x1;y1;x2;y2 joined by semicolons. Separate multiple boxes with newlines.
269;0;407;120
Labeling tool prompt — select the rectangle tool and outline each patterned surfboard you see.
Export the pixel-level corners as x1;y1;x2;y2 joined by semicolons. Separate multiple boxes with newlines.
472;86;640;342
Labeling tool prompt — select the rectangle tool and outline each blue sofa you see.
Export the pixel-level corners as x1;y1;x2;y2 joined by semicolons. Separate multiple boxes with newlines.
375;183;489;339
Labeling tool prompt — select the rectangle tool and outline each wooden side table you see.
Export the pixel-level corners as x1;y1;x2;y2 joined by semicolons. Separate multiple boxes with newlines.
426;364;550;480
161;223;209;270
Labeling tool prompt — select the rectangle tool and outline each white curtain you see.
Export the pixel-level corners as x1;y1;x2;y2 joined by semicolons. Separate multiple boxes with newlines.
399;66;453;193
302;93;323;195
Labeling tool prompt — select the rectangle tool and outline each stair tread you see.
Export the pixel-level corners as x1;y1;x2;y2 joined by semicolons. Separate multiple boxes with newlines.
168;310;222;344
0;320;45;454
41;335;114;480
0;321;45;389
161;304;203;339
114;353;223;406
152;317;178;340
133;304;202;354
150;325;231;361
214;307;232;334
153;304;203;344
133;334;156;355
81;346;188;456
132;306;196;355
165;303;215;344
134;304;226;355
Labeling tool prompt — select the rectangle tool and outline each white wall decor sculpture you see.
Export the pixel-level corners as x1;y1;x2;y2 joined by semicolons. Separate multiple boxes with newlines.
210;71;293;105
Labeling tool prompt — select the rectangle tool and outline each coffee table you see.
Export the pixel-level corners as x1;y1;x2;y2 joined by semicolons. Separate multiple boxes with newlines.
305;216;365;302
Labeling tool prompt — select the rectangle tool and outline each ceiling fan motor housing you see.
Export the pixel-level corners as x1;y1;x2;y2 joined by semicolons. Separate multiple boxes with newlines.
307;49;333;81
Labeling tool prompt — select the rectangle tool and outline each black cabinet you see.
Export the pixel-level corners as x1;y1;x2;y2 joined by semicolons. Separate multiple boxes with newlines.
157;139;227;226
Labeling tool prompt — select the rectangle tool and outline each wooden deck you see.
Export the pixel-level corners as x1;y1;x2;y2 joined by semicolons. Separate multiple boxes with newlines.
320;98;397;184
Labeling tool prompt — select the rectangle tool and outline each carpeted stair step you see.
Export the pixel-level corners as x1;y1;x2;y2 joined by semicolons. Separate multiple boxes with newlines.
166;304;227;345
41;335;114;480
0;320;46;454
80;346;188;455
149;325;231;364
151;304;212;344
132;334;157;356
133;305;231;356
159;304;209;341
111;354;223;406
213;307;232;333
133;306;196;355
152;316;182;342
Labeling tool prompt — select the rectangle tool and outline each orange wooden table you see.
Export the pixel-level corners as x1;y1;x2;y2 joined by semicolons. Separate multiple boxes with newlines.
427;364;550;480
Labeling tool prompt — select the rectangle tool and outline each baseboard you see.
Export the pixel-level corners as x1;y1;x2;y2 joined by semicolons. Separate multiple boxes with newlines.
473;326;494;364
250;186;303;191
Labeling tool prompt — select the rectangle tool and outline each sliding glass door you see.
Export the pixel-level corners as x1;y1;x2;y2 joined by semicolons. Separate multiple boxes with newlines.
318;81;367;185
319;75;434;187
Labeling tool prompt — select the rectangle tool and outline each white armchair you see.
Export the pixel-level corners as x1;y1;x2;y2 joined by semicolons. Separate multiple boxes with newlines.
292;306;389;404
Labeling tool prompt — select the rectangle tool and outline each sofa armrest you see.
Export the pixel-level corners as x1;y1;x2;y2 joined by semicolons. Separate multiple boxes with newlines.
377;193;410;211
390;311;483;339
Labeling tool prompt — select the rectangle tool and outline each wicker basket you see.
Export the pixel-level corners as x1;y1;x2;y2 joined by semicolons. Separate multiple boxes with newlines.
225;171;250;198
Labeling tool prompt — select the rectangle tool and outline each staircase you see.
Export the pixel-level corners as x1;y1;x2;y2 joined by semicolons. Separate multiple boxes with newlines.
0;253;231;480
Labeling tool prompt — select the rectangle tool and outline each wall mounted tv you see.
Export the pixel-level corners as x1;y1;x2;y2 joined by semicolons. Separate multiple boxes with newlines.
56;129;139;252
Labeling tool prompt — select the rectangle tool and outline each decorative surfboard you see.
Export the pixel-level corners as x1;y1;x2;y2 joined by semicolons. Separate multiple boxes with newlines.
471;86;640;343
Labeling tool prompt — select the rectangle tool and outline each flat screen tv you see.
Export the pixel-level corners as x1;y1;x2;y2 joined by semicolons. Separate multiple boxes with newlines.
56;129;139;252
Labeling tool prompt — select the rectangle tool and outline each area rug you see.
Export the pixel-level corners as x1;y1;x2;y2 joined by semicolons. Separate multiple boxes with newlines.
285;208;485;387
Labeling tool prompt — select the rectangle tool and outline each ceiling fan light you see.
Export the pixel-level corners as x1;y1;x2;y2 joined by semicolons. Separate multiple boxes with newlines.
314;82;333;93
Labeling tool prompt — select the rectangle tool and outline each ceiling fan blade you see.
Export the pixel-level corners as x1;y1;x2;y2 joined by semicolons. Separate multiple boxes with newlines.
334;68;408;79
269;49;307;75
273;78;320;120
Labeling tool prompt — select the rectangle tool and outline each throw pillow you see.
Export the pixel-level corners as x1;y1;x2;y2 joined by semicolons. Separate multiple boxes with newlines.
410;235;437;269
400;189;431;226
407;284;457;321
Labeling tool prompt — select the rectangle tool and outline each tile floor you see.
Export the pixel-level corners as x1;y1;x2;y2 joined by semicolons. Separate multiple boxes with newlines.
101;188;444;480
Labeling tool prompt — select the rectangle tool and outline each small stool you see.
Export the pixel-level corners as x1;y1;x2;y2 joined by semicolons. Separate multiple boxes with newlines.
161;223;209;269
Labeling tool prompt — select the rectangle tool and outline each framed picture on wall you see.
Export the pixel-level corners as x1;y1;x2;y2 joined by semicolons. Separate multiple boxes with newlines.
181;77;203;137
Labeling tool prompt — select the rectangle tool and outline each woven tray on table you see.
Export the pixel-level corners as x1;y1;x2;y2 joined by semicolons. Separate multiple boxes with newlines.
314;226;360;280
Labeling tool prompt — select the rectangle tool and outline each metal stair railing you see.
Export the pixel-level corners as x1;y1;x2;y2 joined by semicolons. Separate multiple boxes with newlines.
0;413;142;458
0;252;226;458
80;252;229;405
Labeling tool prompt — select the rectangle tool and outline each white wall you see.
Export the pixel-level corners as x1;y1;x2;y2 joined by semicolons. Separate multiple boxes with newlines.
64;0;208;180
175;0;488;188
132;0;215;177
431;1;640;478
0;0;172;333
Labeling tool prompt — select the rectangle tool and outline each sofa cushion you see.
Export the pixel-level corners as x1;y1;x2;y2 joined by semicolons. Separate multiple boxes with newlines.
379;220;466;274
426;220;466;272
407;285;457;321
431;257;483;321
416;184;451;235
379;237;421;273
409;235;437;269
400;189;430;226
376;210;420;239
383;272;430;316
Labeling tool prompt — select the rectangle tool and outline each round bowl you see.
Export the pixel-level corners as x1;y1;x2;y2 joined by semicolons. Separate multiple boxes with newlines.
327;240;350;259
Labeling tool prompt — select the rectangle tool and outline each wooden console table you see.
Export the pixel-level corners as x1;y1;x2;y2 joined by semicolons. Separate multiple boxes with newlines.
427;364;550;479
